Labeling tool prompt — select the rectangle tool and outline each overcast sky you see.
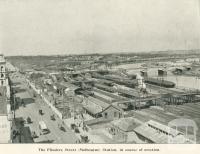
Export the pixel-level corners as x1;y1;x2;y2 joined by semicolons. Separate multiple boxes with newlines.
0;0;200;56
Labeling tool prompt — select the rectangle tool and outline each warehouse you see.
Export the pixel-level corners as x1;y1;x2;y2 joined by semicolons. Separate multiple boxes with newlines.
55;82;79;96
100;104;123;120
134;120;191;143
108;117;140;142
83;96;123;120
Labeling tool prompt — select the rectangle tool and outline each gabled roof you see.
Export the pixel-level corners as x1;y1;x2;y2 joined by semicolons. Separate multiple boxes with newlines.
87;96;109;109
83;102;103;115
55;82;79;90
147;120;180;137
83;96;108;114
111;117;139;132
100;104;122;113
134;124;168;143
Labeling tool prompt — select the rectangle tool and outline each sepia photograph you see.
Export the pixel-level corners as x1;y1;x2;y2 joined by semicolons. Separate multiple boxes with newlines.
0;0;200;150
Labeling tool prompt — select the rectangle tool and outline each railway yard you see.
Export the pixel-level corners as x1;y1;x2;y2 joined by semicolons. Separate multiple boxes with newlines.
7;54;200;143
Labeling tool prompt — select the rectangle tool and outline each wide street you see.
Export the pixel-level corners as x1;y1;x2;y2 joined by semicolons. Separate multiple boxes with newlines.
10;72;78;143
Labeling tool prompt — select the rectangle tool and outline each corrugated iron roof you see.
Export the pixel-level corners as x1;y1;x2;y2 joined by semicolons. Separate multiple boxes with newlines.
147;120;179;137
111;117;139;132
55;82;79;90
134;124;168;143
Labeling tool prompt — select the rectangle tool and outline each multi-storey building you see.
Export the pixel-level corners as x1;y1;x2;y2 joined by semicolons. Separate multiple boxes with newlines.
0;54;6;86
0;53;12;143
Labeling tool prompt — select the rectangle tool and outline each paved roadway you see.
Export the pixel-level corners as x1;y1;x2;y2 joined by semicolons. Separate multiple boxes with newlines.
10;72;78;143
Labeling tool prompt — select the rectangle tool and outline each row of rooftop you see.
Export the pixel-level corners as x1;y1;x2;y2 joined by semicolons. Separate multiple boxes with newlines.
6;53;200;143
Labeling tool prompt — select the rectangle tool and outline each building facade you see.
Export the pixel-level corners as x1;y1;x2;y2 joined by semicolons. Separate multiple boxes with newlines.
0;53;12;143
0;54;6;86
100;105;123;120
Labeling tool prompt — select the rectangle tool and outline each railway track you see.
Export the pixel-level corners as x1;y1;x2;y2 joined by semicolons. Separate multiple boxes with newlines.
188;102;200;107
146;83;184;94
93;88;126;100
170;105;200;118
177;105;200;117
94;83;116;93
185;103;200;110
149;108;178;119
142;109;173;124
131;111;150;123
132;110;167;125
93;92;113;104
